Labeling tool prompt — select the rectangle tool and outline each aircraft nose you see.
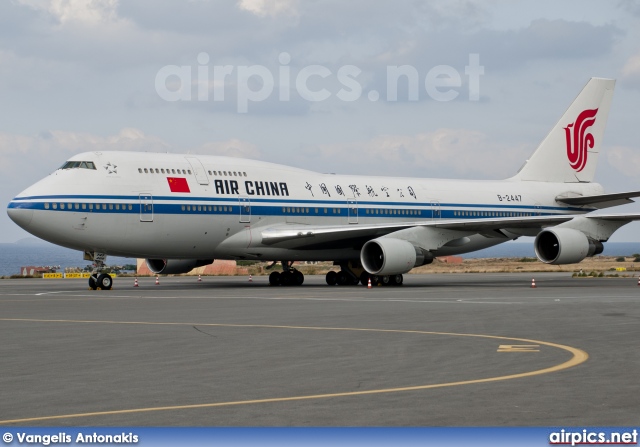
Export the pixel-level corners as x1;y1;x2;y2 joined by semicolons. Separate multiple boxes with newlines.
7;206;34;230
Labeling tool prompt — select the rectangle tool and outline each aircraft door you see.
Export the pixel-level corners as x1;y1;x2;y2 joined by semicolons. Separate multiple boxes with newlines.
430;201;441;219
139;194;153;222
348;198;358;224
185;157;210;185
239;197;251;223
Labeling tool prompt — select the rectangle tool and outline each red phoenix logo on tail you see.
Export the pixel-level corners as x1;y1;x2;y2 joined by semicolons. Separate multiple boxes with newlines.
565;108;598;172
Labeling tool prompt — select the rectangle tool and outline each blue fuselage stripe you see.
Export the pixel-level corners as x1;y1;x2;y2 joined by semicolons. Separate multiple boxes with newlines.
8;194;589;213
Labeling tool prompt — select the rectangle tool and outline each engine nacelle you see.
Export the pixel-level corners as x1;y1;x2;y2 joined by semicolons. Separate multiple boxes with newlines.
146;259;215;275
534;228;603;265
360;238;432;275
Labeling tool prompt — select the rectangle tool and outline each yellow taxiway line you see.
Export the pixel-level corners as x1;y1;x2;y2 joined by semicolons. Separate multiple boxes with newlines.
0;318;588;424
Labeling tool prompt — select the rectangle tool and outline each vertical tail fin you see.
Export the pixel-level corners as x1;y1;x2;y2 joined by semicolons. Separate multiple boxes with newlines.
512;77;615;183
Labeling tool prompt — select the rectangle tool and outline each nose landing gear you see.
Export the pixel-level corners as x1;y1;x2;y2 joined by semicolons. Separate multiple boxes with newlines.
86;251;113;290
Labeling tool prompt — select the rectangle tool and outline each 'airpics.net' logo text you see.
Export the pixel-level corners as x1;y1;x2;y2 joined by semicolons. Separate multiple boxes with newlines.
155;53;484;113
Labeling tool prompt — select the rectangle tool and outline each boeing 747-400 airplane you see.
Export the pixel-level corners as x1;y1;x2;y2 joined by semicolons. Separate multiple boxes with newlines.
7;78;640;289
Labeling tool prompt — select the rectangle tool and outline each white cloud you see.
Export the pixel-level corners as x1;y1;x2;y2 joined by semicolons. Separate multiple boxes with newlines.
301;129;532;179
17;0;119;24
194;138;261;159
0;129;263;179
621;53;640;89
0;128;169;177
237;0;299;18
607;146;640;178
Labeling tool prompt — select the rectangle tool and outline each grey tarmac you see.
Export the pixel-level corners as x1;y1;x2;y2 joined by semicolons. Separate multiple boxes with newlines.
0;272;638;426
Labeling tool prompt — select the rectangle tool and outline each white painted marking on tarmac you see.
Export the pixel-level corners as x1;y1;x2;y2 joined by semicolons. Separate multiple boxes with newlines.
35;291;74;296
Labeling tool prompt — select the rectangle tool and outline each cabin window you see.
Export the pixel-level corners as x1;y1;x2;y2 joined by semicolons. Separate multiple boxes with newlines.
44;203;50;209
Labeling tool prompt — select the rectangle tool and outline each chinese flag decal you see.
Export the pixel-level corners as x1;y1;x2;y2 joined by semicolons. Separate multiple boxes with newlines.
167;177;190;193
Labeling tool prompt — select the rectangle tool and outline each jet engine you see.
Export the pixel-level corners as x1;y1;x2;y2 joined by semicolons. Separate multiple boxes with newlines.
360;238;433;275
534;228;603;265
146;259;215;275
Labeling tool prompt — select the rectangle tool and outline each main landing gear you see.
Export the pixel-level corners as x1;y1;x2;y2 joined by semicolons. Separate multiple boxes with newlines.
268;261;304;286
325;261;403;286
87;251;113;291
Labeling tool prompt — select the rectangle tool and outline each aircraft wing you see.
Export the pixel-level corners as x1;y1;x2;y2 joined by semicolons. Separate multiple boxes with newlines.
259;215;575;249
583;212;640;222
260;212;640;250
555;190;640;208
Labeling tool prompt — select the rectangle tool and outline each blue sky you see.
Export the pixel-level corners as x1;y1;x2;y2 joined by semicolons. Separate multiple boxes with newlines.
2;0;640;242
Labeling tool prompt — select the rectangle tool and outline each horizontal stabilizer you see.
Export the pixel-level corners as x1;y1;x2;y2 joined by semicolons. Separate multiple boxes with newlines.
556;190;640;209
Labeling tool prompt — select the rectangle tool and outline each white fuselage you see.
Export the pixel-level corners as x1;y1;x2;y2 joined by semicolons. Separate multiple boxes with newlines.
8;151;602;261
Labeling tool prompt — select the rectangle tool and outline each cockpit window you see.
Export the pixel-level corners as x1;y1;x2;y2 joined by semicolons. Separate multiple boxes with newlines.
60;161;96;170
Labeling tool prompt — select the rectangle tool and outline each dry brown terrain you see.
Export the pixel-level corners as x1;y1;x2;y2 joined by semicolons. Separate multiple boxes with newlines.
243;256;640;277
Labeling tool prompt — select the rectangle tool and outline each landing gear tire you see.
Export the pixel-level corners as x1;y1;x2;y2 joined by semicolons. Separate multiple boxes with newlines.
381;275;391;286
269;271;281;286
390;274;403;286
96;273;113;290
336;271;348;286
280;271;292;286
88;275;97;290
293;270;304;286
360;271;370;286
326;271;337;286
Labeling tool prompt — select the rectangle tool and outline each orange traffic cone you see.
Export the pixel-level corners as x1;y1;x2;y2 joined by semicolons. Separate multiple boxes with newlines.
134;277;138;287
155;276;159;285
531;278;536;288
198;274;202;282
367;277;372;289
249;274;253;282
